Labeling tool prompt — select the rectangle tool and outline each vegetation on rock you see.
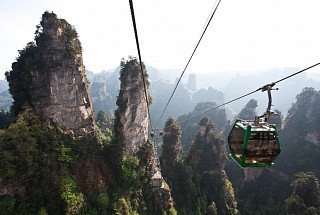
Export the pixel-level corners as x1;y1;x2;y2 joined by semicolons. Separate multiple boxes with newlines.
161;116;238;215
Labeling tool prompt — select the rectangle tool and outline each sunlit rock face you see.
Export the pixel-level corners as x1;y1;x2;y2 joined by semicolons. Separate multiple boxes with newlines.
6;12;94;138
115;57;151;156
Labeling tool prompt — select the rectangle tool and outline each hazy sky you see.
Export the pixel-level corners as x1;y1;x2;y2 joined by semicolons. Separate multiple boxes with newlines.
1;0;320;80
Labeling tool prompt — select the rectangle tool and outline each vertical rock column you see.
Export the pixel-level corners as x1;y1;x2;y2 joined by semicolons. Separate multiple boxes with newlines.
115;57;151;156
6;11;94;138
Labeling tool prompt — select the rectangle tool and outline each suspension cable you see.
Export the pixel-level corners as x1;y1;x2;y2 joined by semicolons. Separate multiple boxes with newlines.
198;0;220;40
272;63;320;85
155;0;223;127
129;0;153;129
178;89;259;125
170;63;320;127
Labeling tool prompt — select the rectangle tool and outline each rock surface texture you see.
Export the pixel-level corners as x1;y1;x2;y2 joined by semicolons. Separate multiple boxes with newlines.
6;12;94;138
115;57;151;156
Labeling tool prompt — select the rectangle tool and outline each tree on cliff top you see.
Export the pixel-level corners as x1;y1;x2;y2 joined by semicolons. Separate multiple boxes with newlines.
5;42;36;115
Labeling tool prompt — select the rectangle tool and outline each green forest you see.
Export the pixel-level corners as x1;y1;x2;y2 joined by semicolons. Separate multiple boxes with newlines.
0;11;320;215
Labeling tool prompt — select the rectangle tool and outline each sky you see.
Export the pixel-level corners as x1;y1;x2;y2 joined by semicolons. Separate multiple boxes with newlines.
0;0;320;80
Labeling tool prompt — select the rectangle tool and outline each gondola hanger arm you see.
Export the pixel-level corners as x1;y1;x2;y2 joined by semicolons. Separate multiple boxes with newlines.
255;83;279;123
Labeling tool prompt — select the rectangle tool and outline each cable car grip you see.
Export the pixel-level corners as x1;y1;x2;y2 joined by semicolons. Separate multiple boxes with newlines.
255;83;279;123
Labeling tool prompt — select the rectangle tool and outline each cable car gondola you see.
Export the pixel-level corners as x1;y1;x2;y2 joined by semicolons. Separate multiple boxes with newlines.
228;84;281;168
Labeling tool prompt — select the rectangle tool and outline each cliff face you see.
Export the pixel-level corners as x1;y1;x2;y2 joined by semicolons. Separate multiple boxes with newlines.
278;87;320;176
185;117;238;214
115;57;151;156
161;117;183;181
6;12;94;138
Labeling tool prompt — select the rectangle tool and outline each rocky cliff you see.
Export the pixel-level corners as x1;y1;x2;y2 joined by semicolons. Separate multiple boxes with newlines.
161;116;238;214
161;117;183;178
6;11;94;138
186;117;238;214
115;57;151;156
278;87;320;176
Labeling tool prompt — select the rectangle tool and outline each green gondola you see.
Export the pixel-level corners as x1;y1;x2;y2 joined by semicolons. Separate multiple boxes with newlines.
228;83;281;168
228;119;281;167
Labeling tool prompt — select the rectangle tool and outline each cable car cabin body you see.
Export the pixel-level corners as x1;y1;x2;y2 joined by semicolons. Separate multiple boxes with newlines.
228;119;281;168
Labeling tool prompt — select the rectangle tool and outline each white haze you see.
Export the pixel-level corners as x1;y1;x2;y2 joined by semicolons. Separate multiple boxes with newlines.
0;0;320;80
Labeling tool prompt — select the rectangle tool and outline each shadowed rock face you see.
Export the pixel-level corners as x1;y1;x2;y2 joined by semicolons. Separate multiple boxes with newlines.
115;57;151;156
6;12;94;138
